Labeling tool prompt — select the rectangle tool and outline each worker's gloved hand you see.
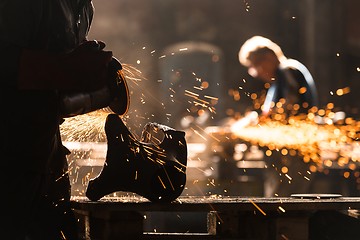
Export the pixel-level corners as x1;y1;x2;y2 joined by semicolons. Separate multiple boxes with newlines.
18;40;113;91
61;40;113;91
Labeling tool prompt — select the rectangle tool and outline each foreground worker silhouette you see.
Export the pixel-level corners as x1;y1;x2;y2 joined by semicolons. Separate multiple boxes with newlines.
86;114;187;202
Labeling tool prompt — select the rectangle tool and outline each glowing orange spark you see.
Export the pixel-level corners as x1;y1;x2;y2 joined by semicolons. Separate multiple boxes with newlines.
158;175;166;189
249;199;267;216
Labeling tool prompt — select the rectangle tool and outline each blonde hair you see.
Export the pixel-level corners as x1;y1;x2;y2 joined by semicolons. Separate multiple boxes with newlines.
238;36;286;67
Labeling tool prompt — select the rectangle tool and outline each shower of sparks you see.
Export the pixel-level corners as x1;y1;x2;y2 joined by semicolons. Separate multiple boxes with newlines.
60;109;110;142
156;48;222;127
62;43;360;201
229;108;360;173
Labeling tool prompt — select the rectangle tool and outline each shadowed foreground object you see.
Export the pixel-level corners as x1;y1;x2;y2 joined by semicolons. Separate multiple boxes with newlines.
86;114;187;202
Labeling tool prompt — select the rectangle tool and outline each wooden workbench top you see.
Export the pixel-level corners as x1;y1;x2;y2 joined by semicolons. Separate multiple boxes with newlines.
71;195;360;213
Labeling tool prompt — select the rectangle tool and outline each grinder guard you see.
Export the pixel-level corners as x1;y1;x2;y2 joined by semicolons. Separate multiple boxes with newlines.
86;114;187;202
59;57;129;117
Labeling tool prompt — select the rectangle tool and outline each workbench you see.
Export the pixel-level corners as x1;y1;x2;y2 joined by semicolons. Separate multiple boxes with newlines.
71;195;360;240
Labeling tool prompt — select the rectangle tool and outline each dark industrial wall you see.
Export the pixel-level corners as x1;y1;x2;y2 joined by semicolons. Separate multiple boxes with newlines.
89;0;360;129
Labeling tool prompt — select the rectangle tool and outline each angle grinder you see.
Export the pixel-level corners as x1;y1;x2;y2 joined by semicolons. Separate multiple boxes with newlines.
59;56;130;117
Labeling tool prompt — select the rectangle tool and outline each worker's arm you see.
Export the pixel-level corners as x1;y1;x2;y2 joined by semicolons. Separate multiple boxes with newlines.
18;40;113;91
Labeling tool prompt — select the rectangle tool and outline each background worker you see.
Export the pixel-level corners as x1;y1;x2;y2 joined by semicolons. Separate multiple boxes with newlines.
0;0;112;239
238;35;319;118
235;36;320;197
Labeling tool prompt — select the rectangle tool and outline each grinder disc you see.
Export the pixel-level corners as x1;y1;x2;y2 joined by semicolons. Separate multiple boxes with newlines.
108;57;130;115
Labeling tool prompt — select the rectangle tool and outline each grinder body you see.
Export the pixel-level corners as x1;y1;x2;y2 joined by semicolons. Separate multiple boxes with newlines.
59;57;129;117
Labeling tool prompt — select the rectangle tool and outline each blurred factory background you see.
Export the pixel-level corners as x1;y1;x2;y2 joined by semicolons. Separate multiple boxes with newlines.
88;0;360;122
61;0;360;234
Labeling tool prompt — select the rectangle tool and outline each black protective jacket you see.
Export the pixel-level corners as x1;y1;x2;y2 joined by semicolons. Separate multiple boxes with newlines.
0;0;93;173
0;1;93;238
